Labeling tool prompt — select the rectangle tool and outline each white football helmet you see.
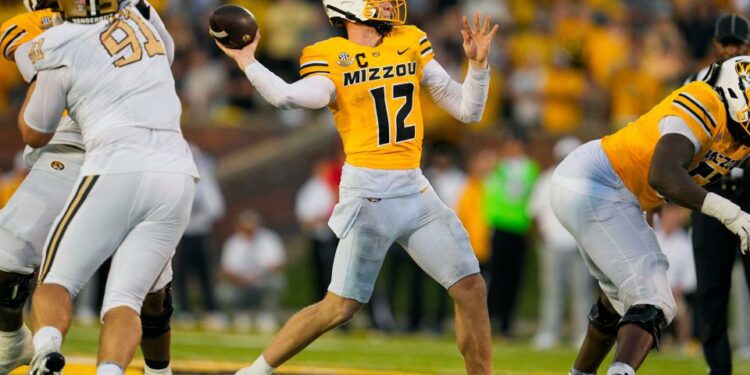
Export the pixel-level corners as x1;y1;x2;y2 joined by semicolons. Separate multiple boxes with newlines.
714;56;750;143
322;0;406;27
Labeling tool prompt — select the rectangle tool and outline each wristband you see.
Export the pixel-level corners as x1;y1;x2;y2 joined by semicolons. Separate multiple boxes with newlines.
701;192;741;224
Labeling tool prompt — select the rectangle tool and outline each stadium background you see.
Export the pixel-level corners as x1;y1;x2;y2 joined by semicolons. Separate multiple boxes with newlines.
1;0;750;373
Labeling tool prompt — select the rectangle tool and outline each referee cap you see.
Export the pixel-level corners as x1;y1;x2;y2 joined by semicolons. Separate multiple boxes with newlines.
714;13;750;44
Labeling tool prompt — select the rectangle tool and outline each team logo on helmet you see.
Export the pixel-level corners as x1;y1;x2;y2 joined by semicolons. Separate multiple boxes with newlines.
337;52;353;67
735;60;750;81
50;161;65;171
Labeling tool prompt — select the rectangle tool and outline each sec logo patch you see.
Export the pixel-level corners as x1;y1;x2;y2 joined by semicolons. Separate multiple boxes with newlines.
50;161;65;171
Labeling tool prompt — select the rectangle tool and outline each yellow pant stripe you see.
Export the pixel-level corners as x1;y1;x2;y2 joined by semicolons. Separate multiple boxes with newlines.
39;175;99;282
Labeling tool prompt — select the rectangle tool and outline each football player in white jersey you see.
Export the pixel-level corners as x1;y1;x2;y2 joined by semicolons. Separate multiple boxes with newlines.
13;0;198;373
0;1;179;374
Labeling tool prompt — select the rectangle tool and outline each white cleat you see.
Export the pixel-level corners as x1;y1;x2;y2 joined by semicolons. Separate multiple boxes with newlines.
0;325;34;374
27;344;64;375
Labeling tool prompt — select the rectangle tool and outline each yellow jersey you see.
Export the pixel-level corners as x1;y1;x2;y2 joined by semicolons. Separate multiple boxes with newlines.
0;9;61;61
299;25;434;170
601;81;750;211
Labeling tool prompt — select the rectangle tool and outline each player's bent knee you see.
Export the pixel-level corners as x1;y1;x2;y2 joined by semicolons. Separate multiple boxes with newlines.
323;294;361;325
588;297;622;336
448;274;486;301
0;271;34;311
618;304;667;350
101;293;145;320
336;299;361;325
141;284;173;339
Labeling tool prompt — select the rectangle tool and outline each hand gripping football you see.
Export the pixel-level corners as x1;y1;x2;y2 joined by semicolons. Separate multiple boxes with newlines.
209;5;258;49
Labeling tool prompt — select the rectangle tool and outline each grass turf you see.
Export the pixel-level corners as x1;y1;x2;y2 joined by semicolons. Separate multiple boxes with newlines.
47;325;750;374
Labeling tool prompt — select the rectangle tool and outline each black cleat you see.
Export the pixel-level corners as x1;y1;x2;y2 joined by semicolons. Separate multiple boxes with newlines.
29;349;65;375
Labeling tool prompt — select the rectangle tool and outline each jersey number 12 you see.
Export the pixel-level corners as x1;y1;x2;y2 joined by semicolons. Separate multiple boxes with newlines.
370;83;416;146
100;10;165;68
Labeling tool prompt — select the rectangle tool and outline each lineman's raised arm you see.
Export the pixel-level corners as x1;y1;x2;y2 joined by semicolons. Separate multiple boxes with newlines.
216;31;336;110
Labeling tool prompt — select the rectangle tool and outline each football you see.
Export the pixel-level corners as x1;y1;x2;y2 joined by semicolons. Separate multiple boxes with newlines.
208;5;258;49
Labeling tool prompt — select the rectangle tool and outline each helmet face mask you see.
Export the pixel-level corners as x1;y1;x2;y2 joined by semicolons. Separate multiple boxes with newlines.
323;0;407;33
363;1;406;25
716;57;750;145
58;0;119;22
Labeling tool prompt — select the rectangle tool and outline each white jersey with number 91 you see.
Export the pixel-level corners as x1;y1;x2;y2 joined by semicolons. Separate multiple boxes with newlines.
16;6;197;178
19;7;180;137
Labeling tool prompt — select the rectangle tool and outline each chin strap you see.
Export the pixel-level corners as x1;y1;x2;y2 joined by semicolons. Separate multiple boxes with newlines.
364;19;393;35
326;4;359;22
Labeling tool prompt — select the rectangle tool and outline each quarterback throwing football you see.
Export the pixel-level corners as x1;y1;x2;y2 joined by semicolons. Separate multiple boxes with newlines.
217;1;497;374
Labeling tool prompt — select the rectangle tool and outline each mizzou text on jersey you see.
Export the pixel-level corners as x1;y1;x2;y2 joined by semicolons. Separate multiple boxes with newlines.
299;25;434;169
601;81;749;211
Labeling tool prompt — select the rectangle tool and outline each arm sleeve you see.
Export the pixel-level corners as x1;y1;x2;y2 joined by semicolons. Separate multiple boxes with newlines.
23;67;69;134
243;62;336;109
421;59;490;123
658;116;702;156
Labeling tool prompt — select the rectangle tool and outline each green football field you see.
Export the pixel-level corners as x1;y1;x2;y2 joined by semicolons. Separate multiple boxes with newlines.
39;325;750;374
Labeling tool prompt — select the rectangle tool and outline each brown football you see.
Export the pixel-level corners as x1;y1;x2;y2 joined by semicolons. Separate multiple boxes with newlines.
208;5;258;49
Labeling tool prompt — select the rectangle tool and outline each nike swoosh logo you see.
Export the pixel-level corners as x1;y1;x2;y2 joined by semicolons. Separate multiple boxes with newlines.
209;28;228;38
397;48;409;55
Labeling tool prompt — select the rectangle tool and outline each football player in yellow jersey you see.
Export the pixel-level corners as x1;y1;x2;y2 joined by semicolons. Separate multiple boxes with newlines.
550;56;750;375
217;1;498;374
0;1;178;374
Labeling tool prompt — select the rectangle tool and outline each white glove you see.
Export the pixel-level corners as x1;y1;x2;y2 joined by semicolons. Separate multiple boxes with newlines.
702;192;750;254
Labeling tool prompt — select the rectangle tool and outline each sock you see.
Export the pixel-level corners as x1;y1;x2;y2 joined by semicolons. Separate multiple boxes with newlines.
32;326;62;353
0;326;26;342
570;369;594;375
0;326;32;363
144;364;172;375
607;362;635;375
97;362;124;375
238;355;274;375
145;359;170;370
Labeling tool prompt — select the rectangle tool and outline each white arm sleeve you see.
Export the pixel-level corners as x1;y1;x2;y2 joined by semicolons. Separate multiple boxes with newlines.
243;62;336;110
23;68;69;134
421;59;490;123
658;116;701;155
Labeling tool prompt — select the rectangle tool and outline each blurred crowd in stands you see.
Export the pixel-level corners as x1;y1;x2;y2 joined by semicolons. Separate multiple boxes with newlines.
0;0;744;134
2;0;750;358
